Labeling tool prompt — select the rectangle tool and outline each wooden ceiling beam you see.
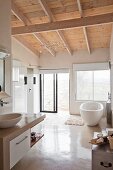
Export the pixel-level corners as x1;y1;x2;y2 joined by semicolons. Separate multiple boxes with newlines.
77;0;83;17
57;30;72;55
11;1;31;25
83;28;91;53
35;0;56;56
11;1;40;56
14;36;40;56
76;0;91;53
38;0;72;55
12;1;55;56
83;27;91;54
110;25;113;49
33;33;55;56
38;0;54;22
12;12;113;35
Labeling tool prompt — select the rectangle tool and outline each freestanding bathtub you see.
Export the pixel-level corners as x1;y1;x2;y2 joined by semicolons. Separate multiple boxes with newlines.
80;102;103;126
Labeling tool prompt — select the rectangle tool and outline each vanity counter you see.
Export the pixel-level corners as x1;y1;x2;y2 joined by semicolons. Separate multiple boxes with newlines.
0;113;46;170
0;113;45;139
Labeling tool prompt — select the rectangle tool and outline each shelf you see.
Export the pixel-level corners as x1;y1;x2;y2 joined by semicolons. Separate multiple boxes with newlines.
31;133;44;147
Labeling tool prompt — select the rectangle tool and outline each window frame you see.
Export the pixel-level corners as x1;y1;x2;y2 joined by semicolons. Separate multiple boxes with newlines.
75;69;110;102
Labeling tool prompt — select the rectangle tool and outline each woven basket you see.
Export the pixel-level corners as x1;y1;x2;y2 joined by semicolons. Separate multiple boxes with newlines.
108;136;113;149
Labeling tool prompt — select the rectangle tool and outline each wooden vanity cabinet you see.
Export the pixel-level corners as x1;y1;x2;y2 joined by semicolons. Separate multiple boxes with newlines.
10;129;30;169
0;113;45;170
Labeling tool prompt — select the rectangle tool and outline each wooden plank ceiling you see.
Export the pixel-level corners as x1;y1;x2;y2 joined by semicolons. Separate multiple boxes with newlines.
11;0;113;56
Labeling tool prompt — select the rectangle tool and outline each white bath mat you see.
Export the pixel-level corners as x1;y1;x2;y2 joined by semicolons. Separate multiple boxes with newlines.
65;116;84;126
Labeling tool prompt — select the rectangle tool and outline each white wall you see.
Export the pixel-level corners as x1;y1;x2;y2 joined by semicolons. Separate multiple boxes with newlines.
40;48;109;69
12;64;40;113
33;69;40;113
0;0;12;114
12;42;109;115
12;38;40;113
13;64;27;113
12;37;39;67
40;48;109;114
27;68;40;113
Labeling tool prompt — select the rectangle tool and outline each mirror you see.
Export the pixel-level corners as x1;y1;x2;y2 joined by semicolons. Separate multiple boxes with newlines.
0;48;10;92
0;59;5;91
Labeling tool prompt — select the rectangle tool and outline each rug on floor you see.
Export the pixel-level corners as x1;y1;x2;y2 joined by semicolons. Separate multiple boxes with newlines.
65;116;84;126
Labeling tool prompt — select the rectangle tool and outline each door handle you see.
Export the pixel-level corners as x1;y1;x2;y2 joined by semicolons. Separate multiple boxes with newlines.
100;161;112;168
16;136;28;145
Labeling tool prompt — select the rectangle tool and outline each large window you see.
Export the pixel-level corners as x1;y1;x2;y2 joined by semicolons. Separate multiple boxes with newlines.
76;70;110;101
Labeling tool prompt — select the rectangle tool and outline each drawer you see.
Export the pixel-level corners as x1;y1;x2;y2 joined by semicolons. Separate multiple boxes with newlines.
10;129;30;169
92;151;113;170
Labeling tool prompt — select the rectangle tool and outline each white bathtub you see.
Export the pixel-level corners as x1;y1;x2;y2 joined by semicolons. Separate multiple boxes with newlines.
80;102;103;126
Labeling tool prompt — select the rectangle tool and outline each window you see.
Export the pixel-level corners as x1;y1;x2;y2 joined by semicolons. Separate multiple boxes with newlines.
76;70;110;101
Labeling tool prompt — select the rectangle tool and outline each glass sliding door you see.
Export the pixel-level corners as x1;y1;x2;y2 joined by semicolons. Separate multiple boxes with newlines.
40;74;57;113
58;73;69;113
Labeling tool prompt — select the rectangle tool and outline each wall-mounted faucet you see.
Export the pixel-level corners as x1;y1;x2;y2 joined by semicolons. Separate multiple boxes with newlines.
0;99;9;106
0;91;10;107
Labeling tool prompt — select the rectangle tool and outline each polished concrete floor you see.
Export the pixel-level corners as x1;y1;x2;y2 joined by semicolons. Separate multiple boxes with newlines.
12;113;100;170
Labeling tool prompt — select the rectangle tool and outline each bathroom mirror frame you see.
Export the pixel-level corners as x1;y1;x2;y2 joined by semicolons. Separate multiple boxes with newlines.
0;59;5;91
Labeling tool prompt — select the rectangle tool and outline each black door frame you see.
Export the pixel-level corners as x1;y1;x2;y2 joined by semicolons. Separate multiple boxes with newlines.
40;74;58;113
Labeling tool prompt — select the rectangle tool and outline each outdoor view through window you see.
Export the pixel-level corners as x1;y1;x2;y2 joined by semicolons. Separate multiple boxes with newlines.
40;73;69;113
76;70;110;101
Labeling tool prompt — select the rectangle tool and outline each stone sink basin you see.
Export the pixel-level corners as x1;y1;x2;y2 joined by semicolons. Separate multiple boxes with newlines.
0;113;22;128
